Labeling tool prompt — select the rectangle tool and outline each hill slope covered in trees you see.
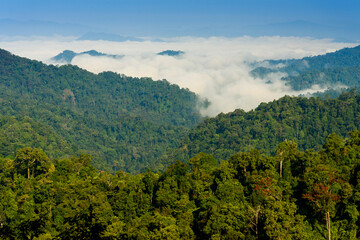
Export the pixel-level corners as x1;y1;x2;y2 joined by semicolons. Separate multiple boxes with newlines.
251;45;360;92
0;49;205;173
167;91;360;164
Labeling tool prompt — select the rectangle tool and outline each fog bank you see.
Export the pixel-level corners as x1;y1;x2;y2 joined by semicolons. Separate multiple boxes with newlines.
0;36;356;116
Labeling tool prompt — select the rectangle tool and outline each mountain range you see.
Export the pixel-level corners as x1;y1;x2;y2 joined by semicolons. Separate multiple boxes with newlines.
1;18;360;41
51;49;186;64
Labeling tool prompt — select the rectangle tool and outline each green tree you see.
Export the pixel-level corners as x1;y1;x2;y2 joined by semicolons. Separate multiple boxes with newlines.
14;148;52;180
303;164;342;240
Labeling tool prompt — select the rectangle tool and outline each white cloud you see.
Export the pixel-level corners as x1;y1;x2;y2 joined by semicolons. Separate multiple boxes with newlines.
0;36;356;116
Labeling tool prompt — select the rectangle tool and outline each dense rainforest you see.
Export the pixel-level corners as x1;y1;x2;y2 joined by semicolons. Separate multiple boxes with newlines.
2;46;360;238
1;130;360;239
0;48;205;173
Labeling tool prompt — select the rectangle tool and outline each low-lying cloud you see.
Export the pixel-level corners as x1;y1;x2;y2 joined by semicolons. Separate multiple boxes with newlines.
0;36;356;116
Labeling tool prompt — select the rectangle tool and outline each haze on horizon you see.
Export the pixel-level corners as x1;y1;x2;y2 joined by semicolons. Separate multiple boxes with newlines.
1;0;359;40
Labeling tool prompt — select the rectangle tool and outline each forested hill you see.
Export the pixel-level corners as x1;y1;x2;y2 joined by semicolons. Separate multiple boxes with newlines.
0;48;205;173
251;45;360;91
167;91;360;163
0;49;203;127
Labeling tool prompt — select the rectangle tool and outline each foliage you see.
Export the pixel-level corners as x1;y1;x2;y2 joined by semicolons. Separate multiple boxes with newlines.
1;129;360;238
168;91;360;163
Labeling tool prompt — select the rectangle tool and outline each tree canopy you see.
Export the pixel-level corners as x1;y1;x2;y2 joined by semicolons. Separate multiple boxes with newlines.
1;130;360;239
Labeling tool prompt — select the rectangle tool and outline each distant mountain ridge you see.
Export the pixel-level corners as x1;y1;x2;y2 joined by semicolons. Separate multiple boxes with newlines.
51;49;123;64
52;49;186;64
157;50;185;57
0;18;90;36
77;32;144;42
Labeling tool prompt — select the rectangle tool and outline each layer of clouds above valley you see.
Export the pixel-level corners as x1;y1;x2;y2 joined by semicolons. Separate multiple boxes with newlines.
0;36;356;116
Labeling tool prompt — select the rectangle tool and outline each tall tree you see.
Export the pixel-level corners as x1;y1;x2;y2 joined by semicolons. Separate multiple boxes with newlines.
14;148;51;180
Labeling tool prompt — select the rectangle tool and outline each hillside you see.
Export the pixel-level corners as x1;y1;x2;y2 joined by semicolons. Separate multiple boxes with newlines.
0;49;205;173
251;45;360;91
0;115;74;159
167;91;360;163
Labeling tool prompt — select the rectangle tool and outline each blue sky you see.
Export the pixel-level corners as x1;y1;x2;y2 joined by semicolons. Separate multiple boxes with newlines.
1;0;360;39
